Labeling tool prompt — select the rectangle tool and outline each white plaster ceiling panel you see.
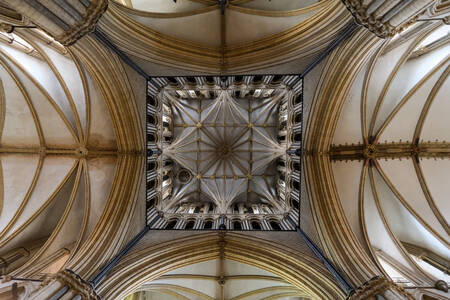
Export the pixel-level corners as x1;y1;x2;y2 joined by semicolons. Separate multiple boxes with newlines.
332;63;367;145
128;259;307;300
0;63;40;147
419;159;450;224
0;154;40;229
365;38;418;133
372;167;449;261
85;157;117;238
420;74;450;142
0;162;78;253
225;9;318;45
331;160;365;245
238;0;319;11
130;0;208;13
379;61;449;143
373;45;450;136
363;172;417;273
0;40;78;132
86;72;117;149
39;168;86;257
378;159;449;243
37;41;87;132
4;57;78;147
2;156;76;238
126;10;222;47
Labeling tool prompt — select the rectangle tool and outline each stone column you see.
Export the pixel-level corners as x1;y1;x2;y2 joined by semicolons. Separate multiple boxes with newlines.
348;277;415;300
29;269;99;300
2;0;107;45
342;0;436;38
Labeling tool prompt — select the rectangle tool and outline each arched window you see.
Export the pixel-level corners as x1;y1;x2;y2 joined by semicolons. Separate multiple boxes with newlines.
293;94;302;105
194;206;200;213
292;198;299;209
247;206;254;214
168;77;178;85
251;220;261;230
271;75;283;83
166;219;177;229
147;197;156;208
185;219;195;229
270;220;281;230
148;114;156;125
147;95;156;106
148;179;156;189
233;220;242;230
204;219;213;229
147;162;156;171
253;75;263;83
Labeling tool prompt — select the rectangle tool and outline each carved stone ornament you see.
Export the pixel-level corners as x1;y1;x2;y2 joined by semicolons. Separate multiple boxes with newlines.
341;0;426;38
348;276;414;300
56;269;100;300
57;0;108;46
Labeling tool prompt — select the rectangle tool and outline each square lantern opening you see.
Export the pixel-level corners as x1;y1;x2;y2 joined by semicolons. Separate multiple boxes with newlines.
146;75;302;231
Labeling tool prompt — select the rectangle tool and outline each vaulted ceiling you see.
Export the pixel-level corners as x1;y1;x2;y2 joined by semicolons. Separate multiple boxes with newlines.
0;29;117;277
0;0;449;299
330;22;449;292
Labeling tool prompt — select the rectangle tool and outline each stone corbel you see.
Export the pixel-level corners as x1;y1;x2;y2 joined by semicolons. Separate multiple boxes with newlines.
55;269;99;300
348;276;415;300
30;269;99;300
341;0;435;38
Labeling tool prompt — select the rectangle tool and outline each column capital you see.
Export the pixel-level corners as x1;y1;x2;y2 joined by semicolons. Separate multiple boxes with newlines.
55;269;99;300
348;276;414;300
341;0;433;38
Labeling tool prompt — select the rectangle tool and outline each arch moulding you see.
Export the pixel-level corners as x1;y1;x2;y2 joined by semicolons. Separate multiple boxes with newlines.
97;233;346;300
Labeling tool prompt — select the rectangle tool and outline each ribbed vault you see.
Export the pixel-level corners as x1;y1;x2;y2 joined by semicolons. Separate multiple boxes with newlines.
0;28;119;280
330;23;449;299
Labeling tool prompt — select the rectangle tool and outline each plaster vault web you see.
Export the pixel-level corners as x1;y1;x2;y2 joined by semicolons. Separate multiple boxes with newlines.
146;76;303;230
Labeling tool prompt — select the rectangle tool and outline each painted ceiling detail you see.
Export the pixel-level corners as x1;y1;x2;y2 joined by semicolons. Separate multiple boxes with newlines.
146;75;302;230
331;23;450;295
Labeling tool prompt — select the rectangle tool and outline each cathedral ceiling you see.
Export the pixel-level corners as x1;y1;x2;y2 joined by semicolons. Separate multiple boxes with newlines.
0;29;118;277
98;0;352;72
330;23;449;294
125;259;309;300
0;0;449;299
146;75;302;230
